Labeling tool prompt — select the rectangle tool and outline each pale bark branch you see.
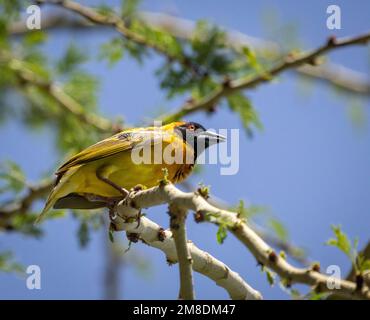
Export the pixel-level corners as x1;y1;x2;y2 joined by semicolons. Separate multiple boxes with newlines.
112;200;262;300
168;204;195;299
0;177;308;279
112;183;370;300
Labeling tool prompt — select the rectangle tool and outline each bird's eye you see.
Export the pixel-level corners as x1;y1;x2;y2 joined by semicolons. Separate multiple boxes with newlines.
188;124;195;131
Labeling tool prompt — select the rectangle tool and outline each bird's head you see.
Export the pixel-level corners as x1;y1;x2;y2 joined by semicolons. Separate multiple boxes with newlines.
163;121;226;158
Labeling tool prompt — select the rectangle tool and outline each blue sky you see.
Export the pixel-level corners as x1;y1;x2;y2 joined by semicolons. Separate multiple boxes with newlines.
0;0;369;299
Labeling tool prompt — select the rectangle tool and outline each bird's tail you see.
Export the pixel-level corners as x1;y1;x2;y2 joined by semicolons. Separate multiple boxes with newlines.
35;167;79;224
34;187;59;224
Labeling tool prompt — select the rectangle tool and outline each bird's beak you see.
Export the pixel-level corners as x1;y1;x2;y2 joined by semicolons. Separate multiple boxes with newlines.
196;130;226;144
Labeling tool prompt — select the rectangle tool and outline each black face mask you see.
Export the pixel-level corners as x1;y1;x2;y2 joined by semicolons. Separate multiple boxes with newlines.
175;122;226;160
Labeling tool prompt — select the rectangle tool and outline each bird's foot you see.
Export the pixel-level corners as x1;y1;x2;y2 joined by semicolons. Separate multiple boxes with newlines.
135;209;142;229
83;193;126;221
108;205;117;221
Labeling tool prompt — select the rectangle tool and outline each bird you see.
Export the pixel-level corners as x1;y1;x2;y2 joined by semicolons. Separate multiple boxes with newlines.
36;121;226;223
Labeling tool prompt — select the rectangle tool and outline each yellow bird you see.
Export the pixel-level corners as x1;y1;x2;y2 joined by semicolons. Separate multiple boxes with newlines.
36;121;225;223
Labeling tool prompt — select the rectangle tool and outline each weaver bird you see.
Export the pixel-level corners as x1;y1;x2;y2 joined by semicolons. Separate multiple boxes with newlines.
36;121;226;223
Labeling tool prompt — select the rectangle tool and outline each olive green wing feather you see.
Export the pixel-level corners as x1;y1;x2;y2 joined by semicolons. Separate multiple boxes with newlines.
56;129;145;175
55;128;174;176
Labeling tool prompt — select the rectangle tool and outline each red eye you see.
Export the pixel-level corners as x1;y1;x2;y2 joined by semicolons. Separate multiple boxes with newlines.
188;124;195;130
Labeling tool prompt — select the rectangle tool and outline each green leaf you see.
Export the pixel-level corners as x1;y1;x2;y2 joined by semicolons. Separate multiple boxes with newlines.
0;160;26;193
361;259;370;272
266;269;275;286
290;289;302;299
241;46;262;72
308;292;329;300
0;251;25;275
77;221;90;248
57;44;87;74
279;251;287;260
197;182;210;199
347;97;366;129
233;201;266;220
63;72;98;110
99;38;124;67
357;252;370;272
236;200;246;219
268;218;289;242
0;0;25;21
10;212;43;237
216;225;228;244
23;30;47;47
96;4;115;16
121;0;141;18
261;266;276;286
227;92;262;136
260;265;276;286
109;229;115;243
326;225;352;258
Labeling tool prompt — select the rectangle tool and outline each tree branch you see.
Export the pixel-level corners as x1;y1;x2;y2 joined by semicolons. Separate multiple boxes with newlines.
161;32;370;123
111;200;262;300
0;180;52;230
37;0;202;77
168;204;195;299
193;185;309;265
112;183;370;300
138;12;370;96
11;11;370;96
0;53;115;133
0;178;309;266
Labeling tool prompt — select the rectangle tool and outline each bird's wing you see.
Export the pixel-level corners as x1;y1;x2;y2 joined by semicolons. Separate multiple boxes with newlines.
56;128;171;176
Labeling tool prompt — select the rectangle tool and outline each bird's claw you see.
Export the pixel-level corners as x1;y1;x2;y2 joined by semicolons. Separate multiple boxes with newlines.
109;209;117;221
136;210;142;229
